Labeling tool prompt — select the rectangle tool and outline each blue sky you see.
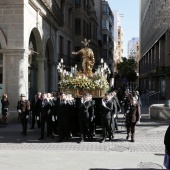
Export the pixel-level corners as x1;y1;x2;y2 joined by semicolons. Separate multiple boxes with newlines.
107;0;139;57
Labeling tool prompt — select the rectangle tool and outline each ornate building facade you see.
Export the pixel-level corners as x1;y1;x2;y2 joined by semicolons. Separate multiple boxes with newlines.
0;0;74;121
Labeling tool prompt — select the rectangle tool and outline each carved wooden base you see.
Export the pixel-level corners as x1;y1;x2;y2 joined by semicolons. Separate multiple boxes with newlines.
59;88;106;97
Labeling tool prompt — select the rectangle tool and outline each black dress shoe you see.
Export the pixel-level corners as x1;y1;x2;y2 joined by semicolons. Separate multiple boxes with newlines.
79;138;84;143
100;138;105;143
39;137;44;140
109;136;113;141
131;138;135;142
57;138;63;142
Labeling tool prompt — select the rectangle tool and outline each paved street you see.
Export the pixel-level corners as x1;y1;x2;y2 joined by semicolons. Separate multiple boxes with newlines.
0;104;169;170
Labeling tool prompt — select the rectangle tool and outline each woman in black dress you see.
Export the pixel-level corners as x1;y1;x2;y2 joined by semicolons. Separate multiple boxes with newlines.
1;94;9;125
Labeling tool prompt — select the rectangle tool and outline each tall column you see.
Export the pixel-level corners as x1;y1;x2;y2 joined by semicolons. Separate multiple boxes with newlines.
2;49;29;121
37;57;45;92
2;53;7;93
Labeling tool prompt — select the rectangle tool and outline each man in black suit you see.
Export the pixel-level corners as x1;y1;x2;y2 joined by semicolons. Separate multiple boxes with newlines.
17;94;30;136
88;94;96;140
56;93;70;142
36;92;42;128
100;93;116;143
30;94;39;129
37;93;52;140
78;93;92;143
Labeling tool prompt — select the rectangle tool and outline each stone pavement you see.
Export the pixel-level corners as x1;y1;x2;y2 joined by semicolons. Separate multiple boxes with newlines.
0;104;169;170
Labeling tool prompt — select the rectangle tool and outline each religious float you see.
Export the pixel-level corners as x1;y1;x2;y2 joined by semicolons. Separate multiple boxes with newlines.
57;39;111;97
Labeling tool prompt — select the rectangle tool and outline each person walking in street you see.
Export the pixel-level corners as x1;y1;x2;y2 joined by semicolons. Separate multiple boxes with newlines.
125;97;140;142
17;94;30;136
1;93;9;125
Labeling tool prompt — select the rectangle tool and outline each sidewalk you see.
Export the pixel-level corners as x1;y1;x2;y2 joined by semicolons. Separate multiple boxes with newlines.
0;103;169;170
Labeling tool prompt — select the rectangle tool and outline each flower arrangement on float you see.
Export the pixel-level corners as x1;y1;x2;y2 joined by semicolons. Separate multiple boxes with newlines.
57;58;111;96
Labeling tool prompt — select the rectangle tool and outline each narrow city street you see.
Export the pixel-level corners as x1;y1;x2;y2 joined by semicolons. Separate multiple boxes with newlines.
0;104;168;170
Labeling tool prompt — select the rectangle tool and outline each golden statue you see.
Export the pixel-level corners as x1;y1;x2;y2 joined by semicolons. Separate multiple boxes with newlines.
72;38;95;76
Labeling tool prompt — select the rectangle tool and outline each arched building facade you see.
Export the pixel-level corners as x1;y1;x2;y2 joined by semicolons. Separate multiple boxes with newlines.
0;0;66;121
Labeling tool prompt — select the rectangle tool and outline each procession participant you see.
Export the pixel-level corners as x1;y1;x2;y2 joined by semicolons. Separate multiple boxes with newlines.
37;93;52;140
17;94;30;136
100;93;114;143
56;93;70;142
125;97;140;142
30;94;39;129
46;93;55;137
1;93;9;125
88;94;96;140
36;91;42;128
51;92;58;137
66;94;76;138
110;91;120;131
78;93;92;143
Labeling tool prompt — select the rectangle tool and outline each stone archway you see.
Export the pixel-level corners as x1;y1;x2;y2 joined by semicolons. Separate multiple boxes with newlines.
45;38;55;92
28;28;43;99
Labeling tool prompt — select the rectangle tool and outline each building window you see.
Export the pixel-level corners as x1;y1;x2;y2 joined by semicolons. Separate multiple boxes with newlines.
75;0;81;6
102;19;109;30
102;49;107;60
59;35;64;58
75;18;81;34
87;23;89;39
93;25;95;39
67;40;71;64
68;8;72;27
95;27;97;40
89;23;91;38
83;20;86;37
75;46;81;62
60;0;64;18
102;4;109;14
102;34;108;44
83;0;87;10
